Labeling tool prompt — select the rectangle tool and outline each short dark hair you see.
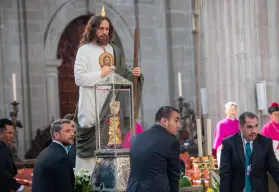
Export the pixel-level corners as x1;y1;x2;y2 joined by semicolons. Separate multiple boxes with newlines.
50;119;71;138
0;118;13;134
239;112;258;127
155;106;179;122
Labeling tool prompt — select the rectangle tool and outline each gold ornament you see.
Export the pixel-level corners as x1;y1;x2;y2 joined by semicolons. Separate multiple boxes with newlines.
99;52;114;68
101;6;106;17
107;95;122;148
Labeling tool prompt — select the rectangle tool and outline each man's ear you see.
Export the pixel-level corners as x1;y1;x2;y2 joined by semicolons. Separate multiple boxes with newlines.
53;132;59;139
161;118;168;126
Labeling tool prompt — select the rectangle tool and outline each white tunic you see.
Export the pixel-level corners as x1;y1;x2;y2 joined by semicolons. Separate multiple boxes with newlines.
74;43;114;172
74;43;114;128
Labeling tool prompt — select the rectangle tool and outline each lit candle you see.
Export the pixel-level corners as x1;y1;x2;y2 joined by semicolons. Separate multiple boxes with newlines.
12;73;16;101
178;72;182;97
207;118;212;155
196;118;203;157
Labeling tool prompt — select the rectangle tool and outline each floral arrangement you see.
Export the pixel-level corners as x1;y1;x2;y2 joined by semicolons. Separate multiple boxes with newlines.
74;169;93;192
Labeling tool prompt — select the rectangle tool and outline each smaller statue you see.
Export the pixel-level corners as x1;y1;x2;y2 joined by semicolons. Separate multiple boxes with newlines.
107;95;122;149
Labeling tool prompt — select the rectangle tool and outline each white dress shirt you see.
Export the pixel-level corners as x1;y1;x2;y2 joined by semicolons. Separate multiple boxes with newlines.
241;134;254;192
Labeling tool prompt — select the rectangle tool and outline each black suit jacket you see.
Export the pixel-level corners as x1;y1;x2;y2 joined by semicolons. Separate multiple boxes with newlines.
220;132;279;192
32;142;75;192
0;141;21;192
68;143;76;168
127;124;180;192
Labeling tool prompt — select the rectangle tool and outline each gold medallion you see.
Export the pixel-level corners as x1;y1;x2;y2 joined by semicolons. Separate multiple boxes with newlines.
99;52;114;68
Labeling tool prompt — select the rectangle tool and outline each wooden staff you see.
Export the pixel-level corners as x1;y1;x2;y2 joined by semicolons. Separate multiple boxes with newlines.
132;27;139;136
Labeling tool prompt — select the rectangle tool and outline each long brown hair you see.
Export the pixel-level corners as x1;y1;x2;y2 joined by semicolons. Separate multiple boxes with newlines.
79;16;115;47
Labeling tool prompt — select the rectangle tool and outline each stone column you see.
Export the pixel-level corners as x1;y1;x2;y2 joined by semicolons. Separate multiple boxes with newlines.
45;60;61;123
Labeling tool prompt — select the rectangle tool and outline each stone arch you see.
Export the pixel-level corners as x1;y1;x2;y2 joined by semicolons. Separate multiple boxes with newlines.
44;0;134;121
44;0;134;62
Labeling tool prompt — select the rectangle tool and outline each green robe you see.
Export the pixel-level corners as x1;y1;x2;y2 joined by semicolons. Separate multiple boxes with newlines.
75;44;144;158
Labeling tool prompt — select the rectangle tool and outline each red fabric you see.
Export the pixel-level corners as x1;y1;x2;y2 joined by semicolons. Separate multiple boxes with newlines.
122;122;144;148
14;168;33;187
271;102;279;108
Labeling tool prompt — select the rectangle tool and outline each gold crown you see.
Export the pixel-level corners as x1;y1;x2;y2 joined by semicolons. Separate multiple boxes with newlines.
101;6;105;17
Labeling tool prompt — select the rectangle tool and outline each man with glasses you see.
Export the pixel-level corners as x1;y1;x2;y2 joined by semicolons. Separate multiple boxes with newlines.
32;119;75;192
220;112;279;192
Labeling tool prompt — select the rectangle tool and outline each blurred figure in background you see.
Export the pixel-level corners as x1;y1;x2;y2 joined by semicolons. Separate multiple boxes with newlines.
0;118;31;192
122;122;144;148
261;102;279;159
213;101;239;160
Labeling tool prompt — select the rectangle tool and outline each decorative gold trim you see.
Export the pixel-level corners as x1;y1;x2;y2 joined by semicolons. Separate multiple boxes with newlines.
99;52;114;68
101;6;106;17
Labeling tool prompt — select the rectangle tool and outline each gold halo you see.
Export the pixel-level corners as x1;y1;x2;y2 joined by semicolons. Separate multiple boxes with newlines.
101;6;106;17
99;52;114;67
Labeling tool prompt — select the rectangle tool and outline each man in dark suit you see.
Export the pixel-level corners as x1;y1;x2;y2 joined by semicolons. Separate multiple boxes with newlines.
32;119;75;192
127;106;181;192
0;118;31;192
220;111;279;192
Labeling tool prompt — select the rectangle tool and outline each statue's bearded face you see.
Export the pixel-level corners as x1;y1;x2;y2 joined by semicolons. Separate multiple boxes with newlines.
95;19;110;45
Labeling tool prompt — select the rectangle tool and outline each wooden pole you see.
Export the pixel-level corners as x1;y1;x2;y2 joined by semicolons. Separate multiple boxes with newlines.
132;27;139;136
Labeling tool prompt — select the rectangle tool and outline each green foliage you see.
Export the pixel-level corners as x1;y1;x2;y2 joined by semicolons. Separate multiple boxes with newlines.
179;171;192;188
74;169;93;192
208;174;220;192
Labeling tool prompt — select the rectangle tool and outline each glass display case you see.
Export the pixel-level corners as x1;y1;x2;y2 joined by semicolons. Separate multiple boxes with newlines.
94;71;135;152
91;72;135;191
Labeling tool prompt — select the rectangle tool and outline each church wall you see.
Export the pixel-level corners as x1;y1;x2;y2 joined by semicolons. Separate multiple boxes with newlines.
201;0;279;136
26;1;49;138
136;0;173;129
0;0;33;158
165;0;196;112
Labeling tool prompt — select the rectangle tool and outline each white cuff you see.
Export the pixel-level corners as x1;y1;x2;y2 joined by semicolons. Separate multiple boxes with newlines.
17;185;24;191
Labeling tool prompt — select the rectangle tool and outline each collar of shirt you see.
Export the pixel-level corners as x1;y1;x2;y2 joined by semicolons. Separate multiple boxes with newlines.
52;140;68;154
271;120;279;125
241;133;253;153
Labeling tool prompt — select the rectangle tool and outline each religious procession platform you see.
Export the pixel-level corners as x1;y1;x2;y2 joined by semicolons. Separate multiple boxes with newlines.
14;167;213;189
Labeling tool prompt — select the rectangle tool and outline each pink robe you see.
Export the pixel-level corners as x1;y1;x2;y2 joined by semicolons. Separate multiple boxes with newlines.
213;118;239;151
261;121;279;141
122;122;144;148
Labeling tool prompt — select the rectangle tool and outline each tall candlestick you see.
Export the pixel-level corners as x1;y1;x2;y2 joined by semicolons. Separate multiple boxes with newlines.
196;118;203;157
12;73;17;101
178;72;182;97
207;118;212;155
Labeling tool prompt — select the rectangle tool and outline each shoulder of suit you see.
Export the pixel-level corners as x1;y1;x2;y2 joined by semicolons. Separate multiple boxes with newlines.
0;141;8;151
257;134;272;143
222;132;239;144
0;140;5;147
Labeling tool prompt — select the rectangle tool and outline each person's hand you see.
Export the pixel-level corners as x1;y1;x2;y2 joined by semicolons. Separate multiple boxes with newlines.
131;67;141;77
101;65;113;77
